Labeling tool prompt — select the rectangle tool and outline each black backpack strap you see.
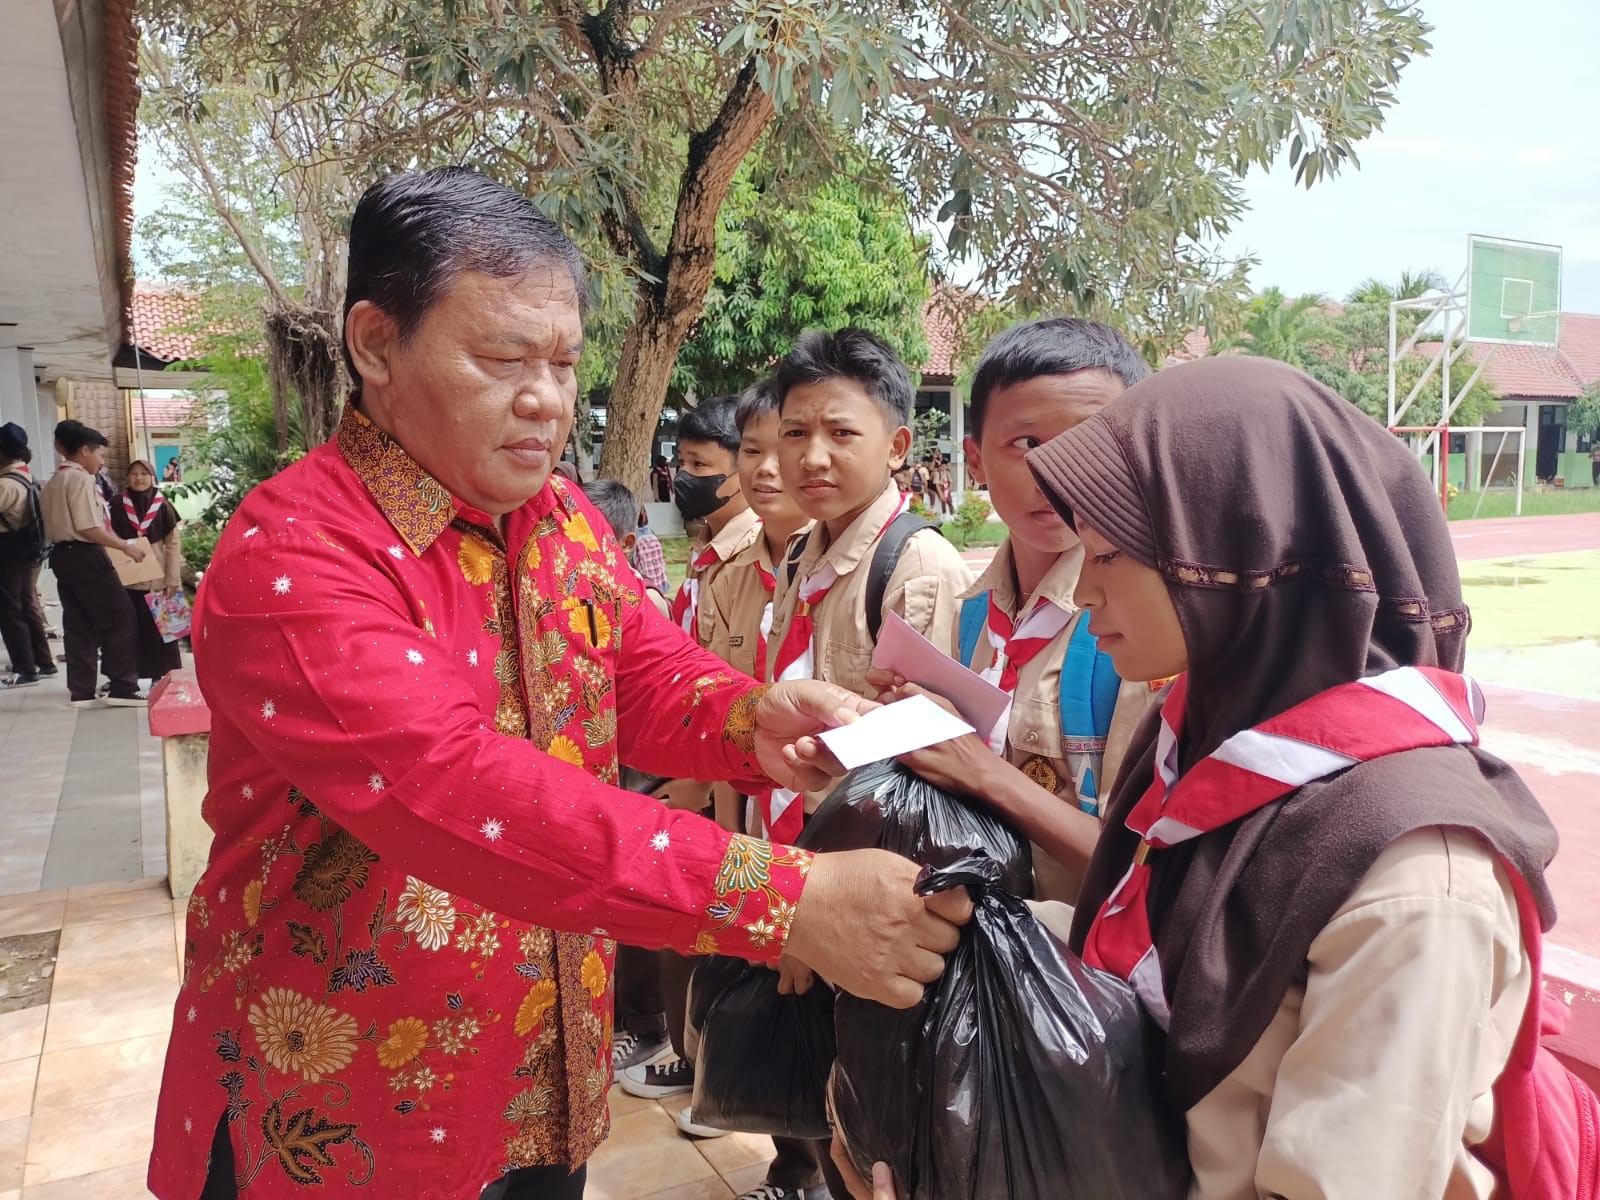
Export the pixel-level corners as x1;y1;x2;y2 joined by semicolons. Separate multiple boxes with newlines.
865;512;937;643
783;527;813;588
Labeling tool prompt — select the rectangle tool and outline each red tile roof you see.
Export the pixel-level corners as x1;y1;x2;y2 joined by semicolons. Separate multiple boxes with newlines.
129;393;199;429
1415;314;1600;400
920;286;983;380
129;284;204;364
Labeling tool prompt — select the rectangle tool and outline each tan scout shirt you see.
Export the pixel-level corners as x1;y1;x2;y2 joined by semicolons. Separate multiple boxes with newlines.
682;505;761;651
959;538;1155;901
704;523;811;680
40;463;106;543
769;481;974;699
0;470;30;530
1187;827;1528;1200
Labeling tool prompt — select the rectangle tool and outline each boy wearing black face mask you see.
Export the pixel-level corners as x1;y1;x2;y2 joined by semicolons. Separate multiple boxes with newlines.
669;396;759;646
617;396;763;1114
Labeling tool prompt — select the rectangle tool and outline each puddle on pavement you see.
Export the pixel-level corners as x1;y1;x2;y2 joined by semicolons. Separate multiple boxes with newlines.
0;929;60;1014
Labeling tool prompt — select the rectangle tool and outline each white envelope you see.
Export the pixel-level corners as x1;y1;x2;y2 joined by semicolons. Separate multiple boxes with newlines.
818;694;976;771
870;610;1012;742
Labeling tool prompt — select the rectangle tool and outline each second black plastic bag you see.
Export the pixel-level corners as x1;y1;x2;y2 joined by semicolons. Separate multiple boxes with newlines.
685;957;835;1138
801;760;1032;896
831;856;1192;1200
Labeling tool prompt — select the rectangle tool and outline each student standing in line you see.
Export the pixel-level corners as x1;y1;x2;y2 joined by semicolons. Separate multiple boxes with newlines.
694;380;830;1198
40;420;146;708
870;318;1157;903
617;396;764;1108
632;504;671;594
767;329;973;706
110;459;184;684
0;424;55;687
1024;357;1564;1199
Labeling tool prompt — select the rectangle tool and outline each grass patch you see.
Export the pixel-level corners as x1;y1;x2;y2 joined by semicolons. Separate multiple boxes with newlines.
1449;487;1600;521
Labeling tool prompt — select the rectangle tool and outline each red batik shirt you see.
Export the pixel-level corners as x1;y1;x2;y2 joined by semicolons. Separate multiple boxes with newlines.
149;408;811;1199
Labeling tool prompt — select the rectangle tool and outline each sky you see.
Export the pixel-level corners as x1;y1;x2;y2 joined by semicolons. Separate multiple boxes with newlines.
133;0;1600;313
1219;0;1600;312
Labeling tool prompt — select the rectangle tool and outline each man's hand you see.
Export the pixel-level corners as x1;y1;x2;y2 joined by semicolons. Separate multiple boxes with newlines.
863;670;994;796
776;956;814;996
784;847;972;1009
830;1134;896;1200
753;681;877;792
122;540;147;563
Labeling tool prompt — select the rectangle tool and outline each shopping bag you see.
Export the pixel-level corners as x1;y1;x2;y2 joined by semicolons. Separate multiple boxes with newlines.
145;588;193;642
801;760;1032;897
831;856;1192;1200
685;957;835;1138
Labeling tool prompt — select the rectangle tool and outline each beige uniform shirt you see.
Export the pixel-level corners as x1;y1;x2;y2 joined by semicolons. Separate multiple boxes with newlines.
0;470;30;530
768;481;974;699
679;506;761;653
959;539;1156;901
704;524;811;681
40;463;106;543
1187;827;1528;1200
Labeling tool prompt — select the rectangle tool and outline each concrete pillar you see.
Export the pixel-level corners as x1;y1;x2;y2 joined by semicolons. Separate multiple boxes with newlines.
148;669;215;898
0;346;32;443
34;382;57;469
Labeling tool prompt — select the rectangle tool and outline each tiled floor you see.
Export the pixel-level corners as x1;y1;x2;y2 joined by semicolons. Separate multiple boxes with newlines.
0;880;786;1200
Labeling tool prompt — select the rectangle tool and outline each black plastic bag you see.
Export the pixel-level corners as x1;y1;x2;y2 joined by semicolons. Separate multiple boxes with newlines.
684;956;836;1138
801;761;1032;896
832;856;1192;1200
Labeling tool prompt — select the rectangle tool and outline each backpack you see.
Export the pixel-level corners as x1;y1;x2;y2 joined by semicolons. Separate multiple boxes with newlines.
1475;868;1600;1198
784;512;935;644
910;467;927;493
0;470;48;565
958;590;1121;815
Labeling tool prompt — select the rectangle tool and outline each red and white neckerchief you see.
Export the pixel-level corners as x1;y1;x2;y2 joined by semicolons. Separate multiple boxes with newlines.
978;593;1076;753
1082;665;1486;1030
121;491;168;537
756;494;909;841
669;542;722;636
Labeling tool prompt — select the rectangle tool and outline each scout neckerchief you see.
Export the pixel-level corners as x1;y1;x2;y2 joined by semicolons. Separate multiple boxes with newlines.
1082;665;1485;1028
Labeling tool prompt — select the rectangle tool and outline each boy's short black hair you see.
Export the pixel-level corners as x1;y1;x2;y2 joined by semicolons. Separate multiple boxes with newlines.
677;395;741;454
968;317;1149;441
581;478;642;542
55;419;109;455
733;379;779;435
773;328;913;427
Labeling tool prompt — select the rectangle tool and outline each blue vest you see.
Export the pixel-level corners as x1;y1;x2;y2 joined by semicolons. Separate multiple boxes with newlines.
958;591;1121;814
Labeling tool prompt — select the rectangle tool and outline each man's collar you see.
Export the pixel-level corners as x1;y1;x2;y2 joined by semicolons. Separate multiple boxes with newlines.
336;405;460;554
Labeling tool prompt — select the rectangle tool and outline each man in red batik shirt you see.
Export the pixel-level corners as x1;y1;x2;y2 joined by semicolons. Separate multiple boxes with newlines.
149;168;969;1200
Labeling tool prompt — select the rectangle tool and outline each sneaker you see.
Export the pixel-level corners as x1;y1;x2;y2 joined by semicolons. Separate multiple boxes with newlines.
736;1187;831;1200
36;664;57;676
97;682;111;697
672;1105;729;1140
611;1029;672;1080
1;673;40;688
67;697;101;709
619;1055;695;1099
104;692;149;708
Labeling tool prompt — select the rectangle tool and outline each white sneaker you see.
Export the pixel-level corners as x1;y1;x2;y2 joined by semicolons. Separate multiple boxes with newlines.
672;1105;729;1140
67;697;101;709
104;693;149;708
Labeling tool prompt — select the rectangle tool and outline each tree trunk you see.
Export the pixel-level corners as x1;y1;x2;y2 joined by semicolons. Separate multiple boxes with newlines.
265;301;347;452
597;305;685;498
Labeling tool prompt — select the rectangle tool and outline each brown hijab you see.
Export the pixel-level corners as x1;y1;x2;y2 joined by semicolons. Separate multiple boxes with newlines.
1026;356;1557;1110
111;459;180;545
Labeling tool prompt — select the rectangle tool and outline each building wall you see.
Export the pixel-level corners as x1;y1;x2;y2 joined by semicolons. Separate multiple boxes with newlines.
64;379;131;480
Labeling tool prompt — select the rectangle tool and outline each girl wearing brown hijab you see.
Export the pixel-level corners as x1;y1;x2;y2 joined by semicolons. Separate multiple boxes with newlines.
1024;357;1567;1198
110;459;184;680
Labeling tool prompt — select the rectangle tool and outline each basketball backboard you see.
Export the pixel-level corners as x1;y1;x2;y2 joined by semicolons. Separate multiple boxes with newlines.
1466;235;1562;345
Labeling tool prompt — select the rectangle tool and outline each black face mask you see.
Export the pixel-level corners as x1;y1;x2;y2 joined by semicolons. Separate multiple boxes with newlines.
674;470;731;521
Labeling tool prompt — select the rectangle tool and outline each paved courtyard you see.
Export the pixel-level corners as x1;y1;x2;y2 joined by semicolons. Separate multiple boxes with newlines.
1;513;1597;1197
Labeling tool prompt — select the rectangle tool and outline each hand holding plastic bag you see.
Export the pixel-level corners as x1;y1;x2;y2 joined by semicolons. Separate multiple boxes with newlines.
831;856;1191;1200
